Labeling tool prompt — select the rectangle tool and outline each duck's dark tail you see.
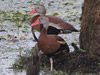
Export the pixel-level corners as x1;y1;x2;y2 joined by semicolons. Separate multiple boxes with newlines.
59;28;79;34
70;28;79;32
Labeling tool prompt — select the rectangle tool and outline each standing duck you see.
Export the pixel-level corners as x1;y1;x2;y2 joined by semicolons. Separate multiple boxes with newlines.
31;16;69;71
28;4;78;41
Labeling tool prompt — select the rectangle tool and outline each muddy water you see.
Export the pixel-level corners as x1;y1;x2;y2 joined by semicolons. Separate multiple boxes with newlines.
0;0;84;75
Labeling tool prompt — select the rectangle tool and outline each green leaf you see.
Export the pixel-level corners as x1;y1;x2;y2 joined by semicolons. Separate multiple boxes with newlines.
53;13;59;16
65;2;73;6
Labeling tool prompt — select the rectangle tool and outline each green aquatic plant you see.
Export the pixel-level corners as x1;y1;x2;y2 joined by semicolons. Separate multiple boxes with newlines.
65;2;73;6
6;10;31;36
53;12;59;16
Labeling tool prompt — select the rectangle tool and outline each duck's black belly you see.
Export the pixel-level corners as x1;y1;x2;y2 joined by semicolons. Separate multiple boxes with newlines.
46;43;69;58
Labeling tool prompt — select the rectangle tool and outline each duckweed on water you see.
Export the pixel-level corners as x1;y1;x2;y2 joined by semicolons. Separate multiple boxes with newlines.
65;2;73;6
53;13;59;16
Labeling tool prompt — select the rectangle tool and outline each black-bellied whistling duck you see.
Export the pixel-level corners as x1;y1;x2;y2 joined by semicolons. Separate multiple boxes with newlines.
28;4;78;31
28;4;78;41
31;16;69;71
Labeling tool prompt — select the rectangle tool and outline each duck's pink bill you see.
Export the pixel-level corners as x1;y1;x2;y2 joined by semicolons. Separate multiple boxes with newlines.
32;20;40;27
28;8;36;14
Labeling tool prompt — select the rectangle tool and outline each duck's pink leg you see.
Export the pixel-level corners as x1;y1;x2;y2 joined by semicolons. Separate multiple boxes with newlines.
50;57;53;71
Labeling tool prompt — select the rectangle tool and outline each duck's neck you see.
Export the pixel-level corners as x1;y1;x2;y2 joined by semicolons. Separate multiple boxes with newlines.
39;23;48;39
40;28;47;36
39;12;46;16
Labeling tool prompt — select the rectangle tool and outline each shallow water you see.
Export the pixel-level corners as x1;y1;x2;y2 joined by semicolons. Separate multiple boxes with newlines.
0;0;84;75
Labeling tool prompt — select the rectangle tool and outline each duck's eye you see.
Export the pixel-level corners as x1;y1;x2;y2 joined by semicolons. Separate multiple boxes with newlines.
40;18;43;20
37;7;39;9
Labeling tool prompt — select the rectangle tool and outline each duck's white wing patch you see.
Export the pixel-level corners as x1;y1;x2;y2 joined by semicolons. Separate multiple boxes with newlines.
49;22;62;29
57;41;66;44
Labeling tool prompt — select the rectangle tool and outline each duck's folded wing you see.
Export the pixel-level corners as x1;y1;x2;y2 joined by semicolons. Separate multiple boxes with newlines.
54;35;66;44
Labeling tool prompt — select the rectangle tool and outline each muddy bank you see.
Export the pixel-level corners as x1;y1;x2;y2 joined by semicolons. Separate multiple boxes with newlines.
13;47;100;75
41;51;100;74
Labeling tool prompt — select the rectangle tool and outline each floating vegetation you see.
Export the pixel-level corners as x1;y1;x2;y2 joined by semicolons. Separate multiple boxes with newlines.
53;12;59;16
65;2;73;6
